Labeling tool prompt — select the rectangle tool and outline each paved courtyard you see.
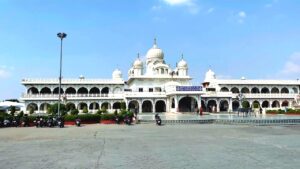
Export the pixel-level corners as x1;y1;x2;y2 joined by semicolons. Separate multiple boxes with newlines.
0;124;299;169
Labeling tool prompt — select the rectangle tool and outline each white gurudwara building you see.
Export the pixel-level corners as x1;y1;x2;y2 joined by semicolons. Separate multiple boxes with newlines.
20;39;300;114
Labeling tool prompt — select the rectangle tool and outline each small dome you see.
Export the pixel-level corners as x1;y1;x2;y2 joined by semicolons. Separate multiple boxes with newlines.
146;39;164;60
112;69;122;80
178;58;188;68
133;58;143;68
204;69;216;82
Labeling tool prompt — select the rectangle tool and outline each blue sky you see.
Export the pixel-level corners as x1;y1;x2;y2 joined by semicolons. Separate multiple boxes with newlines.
1;0;300;100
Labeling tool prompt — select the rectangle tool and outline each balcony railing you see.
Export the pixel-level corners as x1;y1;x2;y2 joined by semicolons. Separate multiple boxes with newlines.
21;93;123;98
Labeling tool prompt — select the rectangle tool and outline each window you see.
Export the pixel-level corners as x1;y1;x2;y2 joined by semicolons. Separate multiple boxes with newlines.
139;88;143;92
149;88;153;92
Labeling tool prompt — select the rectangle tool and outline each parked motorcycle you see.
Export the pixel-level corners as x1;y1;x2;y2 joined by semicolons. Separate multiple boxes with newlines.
57;117;64;128
75;118;81;127
3;119;11;127
155;114;162;126
124;115;131;125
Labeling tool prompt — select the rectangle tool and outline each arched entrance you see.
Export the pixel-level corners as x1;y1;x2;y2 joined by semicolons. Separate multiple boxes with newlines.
142;100;153;113
40;103;50;113
113;102;121;109
220;100;229;112
101;102;111;110
178;97;198;112
66;102;76;111
272;100;280;108
155;100;166;112
128;100;139;113
281;100;289;107
89;102;99;110
262;101;269;108
232;101;239;111
27;103;38;113
207;100;217;112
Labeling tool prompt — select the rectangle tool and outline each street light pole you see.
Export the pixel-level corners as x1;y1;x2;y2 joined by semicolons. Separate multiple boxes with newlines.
57;32;67;117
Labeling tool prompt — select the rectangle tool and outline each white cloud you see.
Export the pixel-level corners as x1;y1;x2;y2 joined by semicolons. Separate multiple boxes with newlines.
161;0;199;14
163;0;193;6
237;11;246;23
280;53;300;75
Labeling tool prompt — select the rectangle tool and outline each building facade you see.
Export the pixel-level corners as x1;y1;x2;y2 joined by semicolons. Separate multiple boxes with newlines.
20;40;300;114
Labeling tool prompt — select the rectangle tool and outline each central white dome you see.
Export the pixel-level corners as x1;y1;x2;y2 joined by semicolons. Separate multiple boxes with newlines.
146;39;164;60
112;69;122;80
133;57;143;68
204;69;216;82
178;58;188;68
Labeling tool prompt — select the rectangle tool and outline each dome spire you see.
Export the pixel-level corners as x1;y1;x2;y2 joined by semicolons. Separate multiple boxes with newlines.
181;53;184;60
154;38;157;45
137;52;140;59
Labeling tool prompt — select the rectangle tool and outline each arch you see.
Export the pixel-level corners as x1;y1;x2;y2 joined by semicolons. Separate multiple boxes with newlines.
66;102;76;111
101;102;111;109
113;102;121;109
252;100;260;108
261;87;270;94
155;100;166;112
220;87;229;92
207;100;217;112
53;87;64;94
232;101;240;111
142;100;153;113
281;100;289;107
242;100;250;108
78;102;88;110
27;103;38;111
272;100;280;108
292;87;298;94
40;87;51;94
27;87;39;94
128;100;139;112
101;87;109;94
231;87;239;94
262;101;269;108
89;87;100;94
178;97;198;112
40;103;50;112
241;87;250;94
219;100;229;112
281;87;289;94
271;87;279;93
113;87;122;94
78;87;88;94
89;102;99;110
251;87;260;94
65;87;76;94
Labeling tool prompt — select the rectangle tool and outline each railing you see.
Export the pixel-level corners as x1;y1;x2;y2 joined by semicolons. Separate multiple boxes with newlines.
21;78;124;84
21;93;123;98
237;93;297;99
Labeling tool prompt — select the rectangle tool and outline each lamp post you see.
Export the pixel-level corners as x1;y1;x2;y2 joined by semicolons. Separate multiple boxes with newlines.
57;32;67;117
236;93;245;108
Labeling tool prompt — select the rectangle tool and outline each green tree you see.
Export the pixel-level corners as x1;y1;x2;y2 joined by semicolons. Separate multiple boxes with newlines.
242;101;250;108
10;106;16;116
82;106;88;113
48;103;67;116
29;107;34;114
70;109;79;115
120;102;126;110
